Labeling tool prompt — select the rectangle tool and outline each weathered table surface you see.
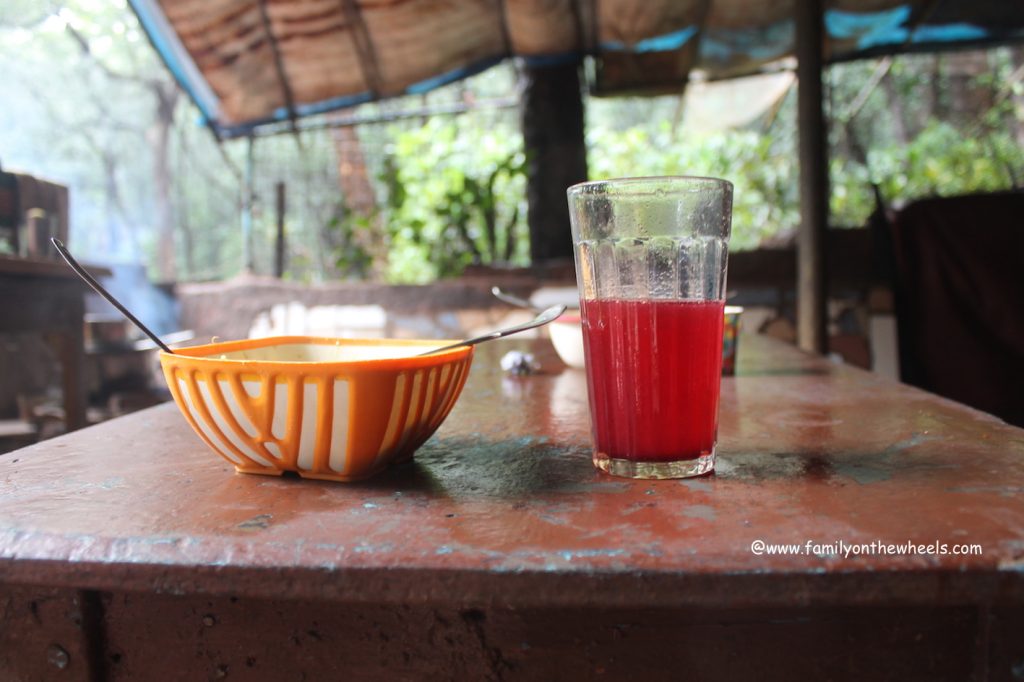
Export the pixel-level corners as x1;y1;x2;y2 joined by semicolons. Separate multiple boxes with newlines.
2;334;1023;680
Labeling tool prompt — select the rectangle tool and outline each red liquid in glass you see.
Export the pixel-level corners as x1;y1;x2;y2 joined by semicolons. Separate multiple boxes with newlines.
580;299;725;462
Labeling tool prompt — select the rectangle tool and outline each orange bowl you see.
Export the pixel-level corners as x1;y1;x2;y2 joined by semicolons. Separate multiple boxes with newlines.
159;336;473;482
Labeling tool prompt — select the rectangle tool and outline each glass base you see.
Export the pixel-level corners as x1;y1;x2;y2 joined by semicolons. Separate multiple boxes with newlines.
593;449;715;479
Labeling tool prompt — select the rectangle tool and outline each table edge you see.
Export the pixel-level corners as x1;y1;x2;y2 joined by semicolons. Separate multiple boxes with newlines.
1;557;1021;609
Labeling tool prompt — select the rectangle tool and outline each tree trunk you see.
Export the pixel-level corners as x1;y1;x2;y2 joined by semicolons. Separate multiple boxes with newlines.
880;72;909;145
150;83;179;282
332;126;377;216
1012;47;1024;146
922;55;943;127
521;60;588;265
99;151;138;259
945;51;993;127
330;125;383;279
173;124;196;279
178;195;196;279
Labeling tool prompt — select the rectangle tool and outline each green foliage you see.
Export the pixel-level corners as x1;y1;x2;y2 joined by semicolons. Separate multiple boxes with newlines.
828;51;1024;225
433;152;525;262
326;209;374;279
831;121;1024;224
589;53;1024;244
585;119;799;250
2;2;1021;284
370;115;529;283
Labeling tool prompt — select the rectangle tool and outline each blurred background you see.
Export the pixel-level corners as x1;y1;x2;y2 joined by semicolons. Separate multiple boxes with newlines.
1;0;1022;449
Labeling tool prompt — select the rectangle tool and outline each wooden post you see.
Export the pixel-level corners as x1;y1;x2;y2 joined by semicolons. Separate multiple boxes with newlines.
795;0;829;354
521;60;588;264
0;165;19;255
49;329;86;432
25;208;48;259
274;182;286;278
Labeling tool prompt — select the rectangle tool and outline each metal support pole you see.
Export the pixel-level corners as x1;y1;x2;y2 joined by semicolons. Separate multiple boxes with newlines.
241;136;255;273
796;0;829;354
274;181;286;278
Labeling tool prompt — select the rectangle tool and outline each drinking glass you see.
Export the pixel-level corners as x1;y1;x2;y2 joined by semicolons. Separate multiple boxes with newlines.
567;176;733;479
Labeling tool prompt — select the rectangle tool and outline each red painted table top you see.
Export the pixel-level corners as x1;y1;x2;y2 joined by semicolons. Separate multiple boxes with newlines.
1;335;1022;608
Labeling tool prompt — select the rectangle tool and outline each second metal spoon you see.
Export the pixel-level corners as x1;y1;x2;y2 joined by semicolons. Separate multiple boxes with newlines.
419;304;566;356
491;286;543;312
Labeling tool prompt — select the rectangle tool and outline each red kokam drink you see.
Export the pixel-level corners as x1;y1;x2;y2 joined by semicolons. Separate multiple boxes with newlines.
580;298;725;465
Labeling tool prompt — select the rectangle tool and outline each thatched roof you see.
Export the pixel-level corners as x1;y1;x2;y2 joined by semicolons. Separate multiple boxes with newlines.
129;0;1024;137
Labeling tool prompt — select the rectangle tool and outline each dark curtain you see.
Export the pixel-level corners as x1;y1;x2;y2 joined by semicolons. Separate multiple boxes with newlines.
890;192;1024;427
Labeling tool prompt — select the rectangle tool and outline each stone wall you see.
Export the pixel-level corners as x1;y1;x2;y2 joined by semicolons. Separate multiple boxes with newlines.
177;269;576;343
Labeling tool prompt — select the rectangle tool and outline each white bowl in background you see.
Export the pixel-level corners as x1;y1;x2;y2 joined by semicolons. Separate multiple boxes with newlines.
549;311;586;369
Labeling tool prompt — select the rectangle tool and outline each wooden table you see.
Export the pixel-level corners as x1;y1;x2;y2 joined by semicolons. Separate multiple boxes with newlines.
1;335;1022;681
0;255;108;432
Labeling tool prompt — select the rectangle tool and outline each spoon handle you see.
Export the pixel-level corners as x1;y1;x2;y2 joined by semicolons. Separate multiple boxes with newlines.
51;238;175;355
491;286;542;313
420;304;566;356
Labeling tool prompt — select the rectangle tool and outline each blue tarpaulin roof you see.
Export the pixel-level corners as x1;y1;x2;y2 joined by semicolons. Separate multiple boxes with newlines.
128;0;1024;138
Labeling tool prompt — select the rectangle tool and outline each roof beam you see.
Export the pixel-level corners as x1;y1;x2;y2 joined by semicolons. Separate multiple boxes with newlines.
568;0;587;53
908;0;943;40
256;0;299;136
494;0;513;56
340;0;384;97
587;0;599;54
686;0;714;78
246;96;518;138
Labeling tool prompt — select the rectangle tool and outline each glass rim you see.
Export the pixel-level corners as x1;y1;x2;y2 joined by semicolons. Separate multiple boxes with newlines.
567;175;733;197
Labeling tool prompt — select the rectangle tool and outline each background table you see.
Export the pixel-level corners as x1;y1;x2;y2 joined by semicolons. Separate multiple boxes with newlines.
0;255;109;432
1;335;1022;681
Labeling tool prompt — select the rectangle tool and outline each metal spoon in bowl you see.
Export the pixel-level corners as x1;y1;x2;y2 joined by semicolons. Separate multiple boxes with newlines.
419;304;566;356
51;238;176;354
